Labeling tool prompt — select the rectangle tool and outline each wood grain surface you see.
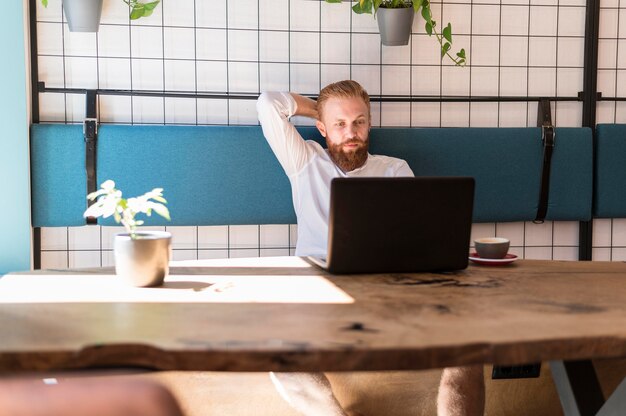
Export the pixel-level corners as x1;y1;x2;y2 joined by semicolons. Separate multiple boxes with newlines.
2;257;626;373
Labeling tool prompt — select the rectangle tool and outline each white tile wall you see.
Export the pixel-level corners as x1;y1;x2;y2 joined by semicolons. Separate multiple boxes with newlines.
163;28;196;60
197;30;228;61
41;227;68;251
198;249;230;260
290;1;321;32
41;250;69;269
229;225;259;249
41;225;297;269
260;225;290;248
99;95;133;123
40;218;594;268
35;0;626;268
164;98;197;124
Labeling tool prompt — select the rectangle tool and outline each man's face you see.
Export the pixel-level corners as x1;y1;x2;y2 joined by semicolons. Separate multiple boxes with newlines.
316;96;371;172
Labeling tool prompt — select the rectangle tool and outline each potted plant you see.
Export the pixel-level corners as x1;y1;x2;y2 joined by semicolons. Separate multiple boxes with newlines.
40;0;161;32
325;0;466;66
84;180;171;287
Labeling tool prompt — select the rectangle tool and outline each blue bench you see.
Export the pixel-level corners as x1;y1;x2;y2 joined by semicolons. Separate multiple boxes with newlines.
594;124;626;218
30;124;593;227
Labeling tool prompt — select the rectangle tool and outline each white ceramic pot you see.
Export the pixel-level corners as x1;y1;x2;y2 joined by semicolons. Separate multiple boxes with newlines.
114;231;172;287
377;6;415;46
62;0;104;32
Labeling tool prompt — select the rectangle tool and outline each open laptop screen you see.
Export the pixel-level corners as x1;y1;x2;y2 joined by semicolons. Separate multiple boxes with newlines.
316;177;475;274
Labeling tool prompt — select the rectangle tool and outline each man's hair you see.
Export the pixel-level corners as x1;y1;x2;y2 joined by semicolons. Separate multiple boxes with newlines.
317;80;370;120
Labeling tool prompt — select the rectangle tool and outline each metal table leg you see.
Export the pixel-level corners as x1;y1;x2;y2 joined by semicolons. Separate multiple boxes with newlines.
596;375;626;416
550;360;605;416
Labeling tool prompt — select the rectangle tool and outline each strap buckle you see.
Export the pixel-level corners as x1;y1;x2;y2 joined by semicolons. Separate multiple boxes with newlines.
83;117;98;140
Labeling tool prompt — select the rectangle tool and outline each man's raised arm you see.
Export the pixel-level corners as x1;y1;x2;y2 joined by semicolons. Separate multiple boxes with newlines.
256;92;317;176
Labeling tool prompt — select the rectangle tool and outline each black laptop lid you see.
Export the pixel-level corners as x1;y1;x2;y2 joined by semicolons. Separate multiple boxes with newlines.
326;177;475;274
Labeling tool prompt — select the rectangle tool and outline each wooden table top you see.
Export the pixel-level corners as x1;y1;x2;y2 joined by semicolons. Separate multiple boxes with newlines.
2;256;626;373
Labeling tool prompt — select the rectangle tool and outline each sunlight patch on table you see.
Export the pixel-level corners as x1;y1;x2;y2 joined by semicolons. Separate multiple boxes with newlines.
170;256;313;268
0;274;353;304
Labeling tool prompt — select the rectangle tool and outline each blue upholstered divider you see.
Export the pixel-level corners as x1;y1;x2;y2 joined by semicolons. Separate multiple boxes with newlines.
97;125;295;226
31;124;88;227
31;124;295;227
366;127;593;222
595;124;626;217
31;124;593;227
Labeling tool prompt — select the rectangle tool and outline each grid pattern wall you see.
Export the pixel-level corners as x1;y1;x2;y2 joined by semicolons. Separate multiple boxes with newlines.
35;0;589;268
593;0;626;261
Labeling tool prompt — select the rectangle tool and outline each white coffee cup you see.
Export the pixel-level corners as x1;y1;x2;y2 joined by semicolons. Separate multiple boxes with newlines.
474;237;510;259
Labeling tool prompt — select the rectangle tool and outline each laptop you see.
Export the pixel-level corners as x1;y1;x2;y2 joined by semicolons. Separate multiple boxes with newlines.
308;177;475;274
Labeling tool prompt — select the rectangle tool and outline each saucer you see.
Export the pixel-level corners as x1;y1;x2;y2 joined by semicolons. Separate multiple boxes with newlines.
469;253;518;266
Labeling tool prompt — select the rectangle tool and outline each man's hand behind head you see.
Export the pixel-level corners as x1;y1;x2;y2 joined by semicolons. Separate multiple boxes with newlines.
290;93;319;120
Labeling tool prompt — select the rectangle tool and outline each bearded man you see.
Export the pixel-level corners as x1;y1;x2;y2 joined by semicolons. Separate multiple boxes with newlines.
257;80;413;259
256;80;485;416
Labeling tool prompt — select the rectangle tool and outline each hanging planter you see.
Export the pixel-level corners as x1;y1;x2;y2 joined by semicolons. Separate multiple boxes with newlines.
40;0;161;33
377;5;414;46
62;0;104;32
324;0;466;66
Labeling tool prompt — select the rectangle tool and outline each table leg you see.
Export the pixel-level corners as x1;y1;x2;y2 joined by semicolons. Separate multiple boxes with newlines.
550;360;605;416
596;375;626;416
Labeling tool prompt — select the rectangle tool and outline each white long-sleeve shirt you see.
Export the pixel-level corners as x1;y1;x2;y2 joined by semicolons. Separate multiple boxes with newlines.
257;91;414;257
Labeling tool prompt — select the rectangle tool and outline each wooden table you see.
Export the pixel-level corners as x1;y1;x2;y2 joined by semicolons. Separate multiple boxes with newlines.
2;256;626;415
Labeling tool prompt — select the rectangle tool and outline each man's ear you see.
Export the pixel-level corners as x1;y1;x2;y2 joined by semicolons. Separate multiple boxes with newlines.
316;120;327;138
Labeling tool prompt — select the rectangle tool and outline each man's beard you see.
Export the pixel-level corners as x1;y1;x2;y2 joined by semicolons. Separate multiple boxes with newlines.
326;137;369;172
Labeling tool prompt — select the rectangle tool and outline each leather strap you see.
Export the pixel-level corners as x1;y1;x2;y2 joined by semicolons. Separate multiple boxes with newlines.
534;100;555;223
84;90;98;225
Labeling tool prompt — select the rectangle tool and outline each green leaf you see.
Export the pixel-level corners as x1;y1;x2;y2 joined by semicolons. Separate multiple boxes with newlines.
411;0;423;12
443;23;452;43
425;21;432;36
456;48;466;59
325;0;343;3
144;1;160;11
441;42;451;58
153;204;171;221
130;5;145;20
352;2;367;13
421;4;431;21
41;0;48;7
359;0;374;13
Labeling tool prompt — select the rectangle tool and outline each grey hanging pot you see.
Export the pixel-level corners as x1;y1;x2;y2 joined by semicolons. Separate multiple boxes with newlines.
376;6;414;46
62;0;104;32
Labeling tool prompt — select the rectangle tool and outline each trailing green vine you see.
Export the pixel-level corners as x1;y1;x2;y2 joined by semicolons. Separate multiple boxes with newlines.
41;0;161;21
123;0;161;20
325;0;466;66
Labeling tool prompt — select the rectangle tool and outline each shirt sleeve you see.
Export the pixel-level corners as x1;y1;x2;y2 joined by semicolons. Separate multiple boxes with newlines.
256;91;314;176
395;161;415;177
